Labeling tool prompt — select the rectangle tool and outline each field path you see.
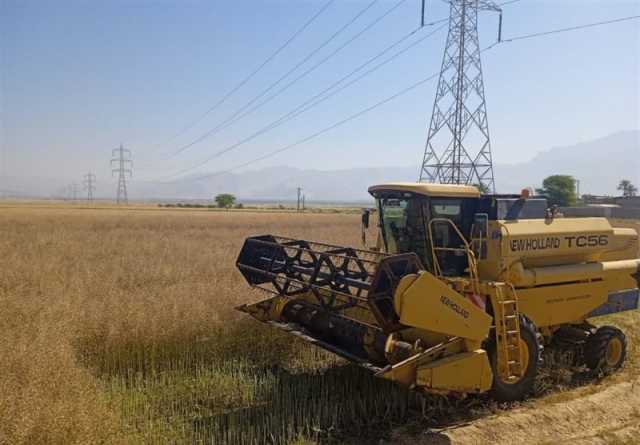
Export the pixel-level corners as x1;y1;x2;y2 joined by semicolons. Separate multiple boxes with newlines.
393;381;640;445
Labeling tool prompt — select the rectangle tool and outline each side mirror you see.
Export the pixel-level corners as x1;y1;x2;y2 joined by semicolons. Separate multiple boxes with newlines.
472;213;488;238
361;209;371;246
361;209;370;229
472;213;489;260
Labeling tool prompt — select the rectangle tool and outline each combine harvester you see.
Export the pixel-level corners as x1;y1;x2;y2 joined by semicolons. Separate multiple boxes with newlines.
236;183;640;401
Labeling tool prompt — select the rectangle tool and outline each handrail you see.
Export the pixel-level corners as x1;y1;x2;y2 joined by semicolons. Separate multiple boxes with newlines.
427;218;480;294
469;220;485;261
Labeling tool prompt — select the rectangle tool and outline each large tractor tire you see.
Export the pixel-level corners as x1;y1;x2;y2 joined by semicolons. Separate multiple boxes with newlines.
584;326;627;373
488;316;542;402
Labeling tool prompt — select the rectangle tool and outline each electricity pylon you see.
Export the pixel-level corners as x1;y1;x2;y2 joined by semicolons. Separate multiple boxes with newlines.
111;144;132;204
83;172;96;202
419;0;502;192
68;183;80;201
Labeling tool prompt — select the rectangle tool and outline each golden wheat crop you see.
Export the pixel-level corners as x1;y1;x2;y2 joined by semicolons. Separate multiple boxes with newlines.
1;205;638;445
0;206;398;444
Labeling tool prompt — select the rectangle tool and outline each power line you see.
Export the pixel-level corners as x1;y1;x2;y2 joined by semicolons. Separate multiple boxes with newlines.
175;70;444;183
166;0;382;158
189;0;414;151
498;0;523;6
148;0;336;151
502;14;640;42
163;22;448;180
158;1;515;179
167;8;638;183
166;0;404;159
139;0;514;159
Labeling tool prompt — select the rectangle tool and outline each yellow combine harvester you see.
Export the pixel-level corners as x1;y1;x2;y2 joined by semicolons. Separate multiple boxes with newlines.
236;183;640;401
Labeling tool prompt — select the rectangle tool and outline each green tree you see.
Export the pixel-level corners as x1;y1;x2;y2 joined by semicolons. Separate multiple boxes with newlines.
214;193;236;209
536;175;576;207
617;179;638;197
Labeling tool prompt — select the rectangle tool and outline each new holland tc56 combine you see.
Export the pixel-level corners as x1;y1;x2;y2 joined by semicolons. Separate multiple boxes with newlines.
236;183;640;401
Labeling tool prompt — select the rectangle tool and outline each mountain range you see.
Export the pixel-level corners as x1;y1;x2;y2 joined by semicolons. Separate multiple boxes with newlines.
4;130;638;202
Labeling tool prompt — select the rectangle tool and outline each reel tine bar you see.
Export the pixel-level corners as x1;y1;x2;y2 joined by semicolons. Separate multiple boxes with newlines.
236;235;384;310
237;235;424;330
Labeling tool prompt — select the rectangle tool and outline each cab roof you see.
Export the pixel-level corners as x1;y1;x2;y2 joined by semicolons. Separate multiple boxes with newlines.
368;182;481;198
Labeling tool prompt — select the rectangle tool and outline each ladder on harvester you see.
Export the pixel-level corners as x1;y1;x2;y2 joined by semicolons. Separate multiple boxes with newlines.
493;283;525;382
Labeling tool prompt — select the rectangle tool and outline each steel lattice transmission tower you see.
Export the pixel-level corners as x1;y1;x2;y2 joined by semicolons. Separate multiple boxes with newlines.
111;144;132;204
68;183;80;201
83;172;96;202
419;0;502;192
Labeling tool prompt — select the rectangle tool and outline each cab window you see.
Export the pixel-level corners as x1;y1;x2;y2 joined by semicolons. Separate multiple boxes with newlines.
378;195;429;265
428;198;467;276
431;199;462;218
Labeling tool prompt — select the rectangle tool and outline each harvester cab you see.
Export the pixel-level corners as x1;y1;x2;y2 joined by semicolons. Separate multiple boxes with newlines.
369;183;481;276
236;182;640;402
368;183;546;277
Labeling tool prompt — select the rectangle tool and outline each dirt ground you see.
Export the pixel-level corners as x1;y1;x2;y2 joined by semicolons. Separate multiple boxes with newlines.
390;380;640;445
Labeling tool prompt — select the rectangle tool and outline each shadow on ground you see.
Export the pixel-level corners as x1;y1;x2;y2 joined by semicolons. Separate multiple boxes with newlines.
192;360;608;445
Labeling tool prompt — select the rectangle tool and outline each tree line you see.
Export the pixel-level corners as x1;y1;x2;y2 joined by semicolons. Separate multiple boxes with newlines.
177;179;638;210
537;175;637;207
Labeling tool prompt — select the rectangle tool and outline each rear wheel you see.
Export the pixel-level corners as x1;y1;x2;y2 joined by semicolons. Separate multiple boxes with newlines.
584;326;627;373
488;316;542;402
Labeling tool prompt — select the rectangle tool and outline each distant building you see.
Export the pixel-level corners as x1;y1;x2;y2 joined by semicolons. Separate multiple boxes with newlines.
581;194;617;206
561;195;640;219
616;196;640;209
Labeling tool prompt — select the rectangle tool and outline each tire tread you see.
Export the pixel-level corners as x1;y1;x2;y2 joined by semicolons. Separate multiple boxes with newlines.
584;325;626;372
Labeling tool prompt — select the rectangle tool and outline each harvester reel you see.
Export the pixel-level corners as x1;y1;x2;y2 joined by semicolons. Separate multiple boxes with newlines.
236;235;392;314
236;235;426;339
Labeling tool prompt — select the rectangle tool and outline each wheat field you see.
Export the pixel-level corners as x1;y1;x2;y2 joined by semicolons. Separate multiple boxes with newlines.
0;206;414;445
1;205;638;445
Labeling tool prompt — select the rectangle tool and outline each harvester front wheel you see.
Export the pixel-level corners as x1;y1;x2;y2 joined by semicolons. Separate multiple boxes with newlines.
488;316;541;402
584;326;627;373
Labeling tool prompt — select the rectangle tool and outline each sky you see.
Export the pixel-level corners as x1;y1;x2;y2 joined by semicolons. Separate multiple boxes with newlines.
1;0;639;191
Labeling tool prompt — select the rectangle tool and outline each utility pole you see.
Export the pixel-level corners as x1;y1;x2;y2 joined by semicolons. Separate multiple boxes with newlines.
419;0;502;192
296;187;303;212
302;193;306;211
83;172;96;202
111;144;132;204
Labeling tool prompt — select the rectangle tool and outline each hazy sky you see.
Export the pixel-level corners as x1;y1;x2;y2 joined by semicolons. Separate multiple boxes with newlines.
1;0;639;187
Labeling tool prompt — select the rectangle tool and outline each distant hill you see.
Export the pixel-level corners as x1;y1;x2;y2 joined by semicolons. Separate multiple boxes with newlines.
4;130;638;201
166;130;639;201
494;130;639;196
